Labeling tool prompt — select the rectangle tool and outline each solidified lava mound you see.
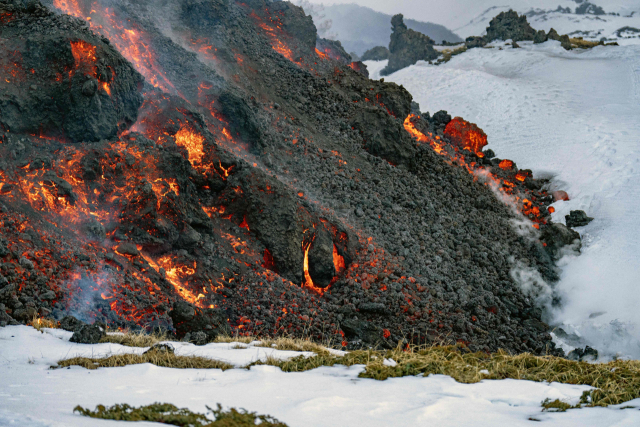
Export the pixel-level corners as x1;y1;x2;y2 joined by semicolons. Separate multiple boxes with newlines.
0;0;574;355
0;1;143;142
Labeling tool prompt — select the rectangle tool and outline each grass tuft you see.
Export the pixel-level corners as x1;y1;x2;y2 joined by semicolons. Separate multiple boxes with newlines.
56;349;234;371
99;330;169;348
29;317;59;332
542;398;573;412
437;45;468;64
56;329;640;410
74;402;288;426
258;345;640;408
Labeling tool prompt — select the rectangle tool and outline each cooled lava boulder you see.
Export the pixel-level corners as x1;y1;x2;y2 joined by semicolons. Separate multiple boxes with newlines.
0;0;143;142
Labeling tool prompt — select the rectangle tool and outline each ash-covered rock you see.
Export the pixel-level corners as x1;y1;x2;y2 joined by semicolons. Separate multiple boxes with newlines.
0;0;143;142
381;14;438;76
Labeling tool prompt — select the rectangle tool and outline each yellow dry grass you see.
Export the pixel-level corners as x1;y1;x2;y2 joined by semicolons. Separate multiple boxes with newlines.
29;317;58;332
56;349;234;371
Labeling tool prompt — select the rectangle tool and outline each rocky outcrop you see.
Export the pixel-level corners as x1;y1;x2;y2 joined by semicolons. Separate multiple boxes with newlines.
484;10;536;42
380;14;439;76
361;46;390;61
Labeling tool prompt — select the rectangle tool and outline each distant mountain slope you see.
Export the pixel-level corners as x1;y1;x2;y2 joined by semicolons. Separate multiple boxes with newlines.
310;3;463;55
453;1;640;42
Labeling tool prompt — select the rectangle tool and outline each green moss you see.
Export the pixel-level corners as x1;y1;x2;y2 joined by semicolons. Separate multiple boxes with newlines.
542;399;573;412
74;403;289;426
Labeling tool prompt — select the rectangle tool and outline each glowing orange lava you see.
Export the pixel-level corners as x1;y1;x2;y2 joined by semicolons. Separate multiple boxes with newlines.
333;244;345;273
174;126;205;165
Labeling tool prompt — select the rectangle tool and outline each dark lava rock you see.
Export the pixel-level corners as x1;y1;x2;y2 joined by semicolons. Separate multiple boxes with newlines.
59;315;86;332
316;37;351;64
381;14;439;76
0;307;18;327
576;2;606;16
541;223;581;259
69;323;105;344
144;343;175;355
534;30;548;44
465;36;487;49
565;210;594;228
567;346;599;362
361;46;390;61
0;0;144;142
484;10;536;43
547;28;573;50
169;301;230;344
341;318;385;346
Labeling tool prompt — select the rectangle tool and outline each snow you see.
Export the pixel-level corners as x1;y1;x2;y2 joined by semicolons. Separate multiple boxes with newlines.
2;326;640;426
366;40;640;359
310;1;640;43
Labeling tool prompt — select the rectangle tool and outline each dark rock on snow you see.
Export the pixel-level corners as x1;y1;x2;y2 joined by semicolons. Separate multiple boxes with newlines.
60;315;85;332
565;210;594;228
381;14;439;76
69;323;105;344
484;10;537;43
361;46;390;61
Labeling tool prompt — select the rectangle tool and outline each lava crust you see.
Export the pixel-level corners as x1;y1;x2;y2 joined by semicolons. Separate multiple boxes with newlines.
0;0;577;355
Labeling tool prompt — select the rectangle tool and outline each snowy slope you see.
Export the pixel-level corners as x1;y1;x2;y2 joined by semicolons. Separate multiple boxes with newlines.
2;326;640;426
366;40;640;359
455;2;640;42
313;1;640;44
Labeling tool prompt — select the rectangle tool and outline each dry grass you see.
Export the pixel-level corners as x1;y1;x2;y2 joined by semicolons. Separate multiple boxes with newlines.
53;328;640;409
74;403;288;426
99;330;170;348
437;45;468;64
258;345;640;408
56;349;234;371
29;317;59;332
253;337;332;354
570;37;619;49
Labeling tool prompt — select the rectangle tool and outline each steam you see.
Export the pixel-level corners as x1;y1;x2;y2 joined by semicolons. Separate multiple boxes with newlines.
508;258;553;308
65;266;114;324
292;0;336;39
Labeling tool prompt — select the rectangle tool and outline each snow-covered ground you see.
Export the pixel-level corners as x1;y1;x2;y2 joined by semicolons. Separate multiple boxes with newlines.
452;0;640;42
314;0;640;44
2;326;640;426
367;40;640;359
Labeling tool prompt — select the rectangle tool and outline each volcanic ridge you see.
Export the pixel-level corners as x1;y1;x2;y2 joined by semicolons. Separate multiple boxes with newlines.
0;0;581;355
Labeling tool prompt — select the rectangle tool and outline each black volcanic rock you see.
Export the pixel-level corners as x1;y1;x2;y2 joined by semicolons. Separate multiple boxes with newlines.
70;323;105;344
169;301;230;343
381;14;439;76
0;0;572;357
0;0;143;142
361;46;390;61
484;10;536;42
565;210;594;228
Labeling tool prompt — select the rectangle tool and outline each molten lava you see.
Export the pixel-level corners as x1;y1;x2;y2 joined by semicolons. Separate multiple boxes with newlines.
444;117;488;154
333;244;345;273
174;126;205;165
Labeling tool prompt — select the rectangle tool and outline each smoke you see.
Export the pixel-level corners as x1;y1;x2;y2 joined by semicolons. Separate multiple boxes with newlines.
65;265;114;324
292;0;336;39
508;258;553;308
